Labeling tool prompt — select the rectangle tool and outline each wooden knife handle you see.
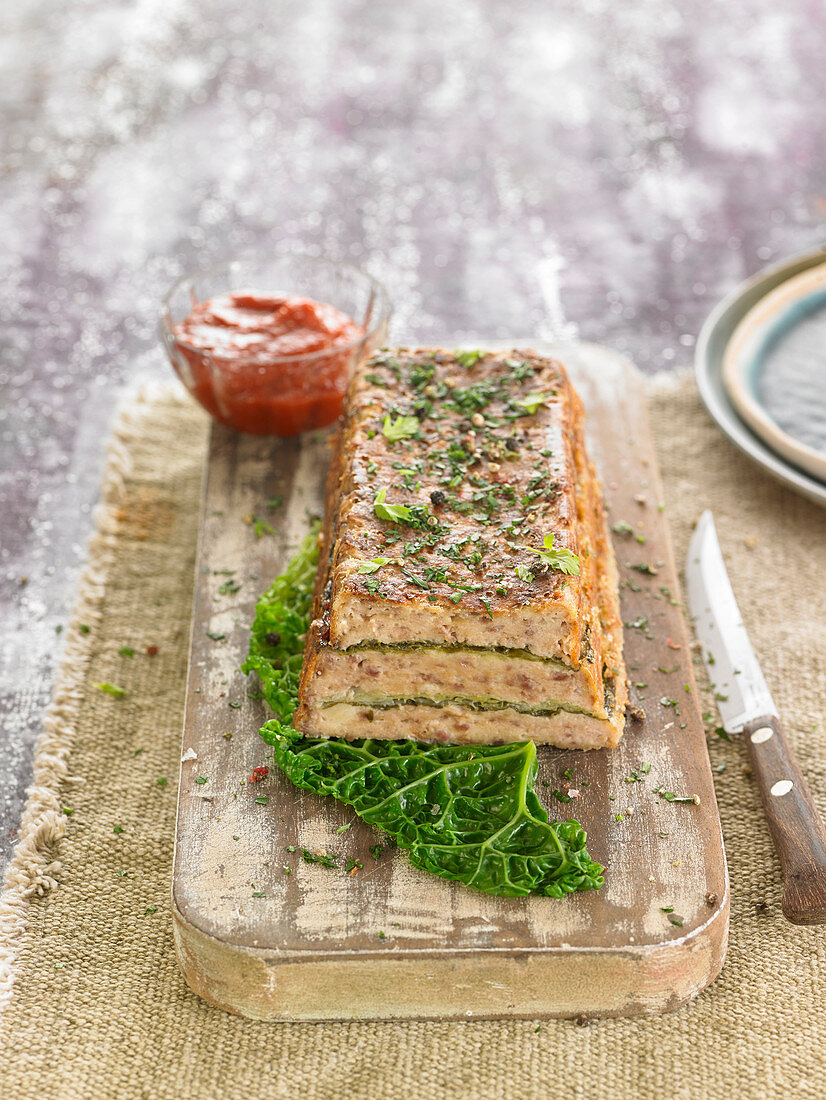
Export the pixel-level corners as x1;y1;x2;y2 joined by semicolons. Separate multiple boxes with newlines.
743;714;826;925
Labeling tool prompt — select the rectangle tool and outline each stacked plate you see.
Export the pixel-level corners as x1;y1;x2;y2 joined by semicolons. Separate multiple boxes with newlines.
696;247;826;507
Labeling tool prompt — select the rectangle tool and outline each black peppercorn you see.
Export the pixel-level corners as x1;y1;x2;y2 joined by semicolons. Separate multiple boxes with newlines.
265;631;281;646
430;490;446;506
505;436;519;452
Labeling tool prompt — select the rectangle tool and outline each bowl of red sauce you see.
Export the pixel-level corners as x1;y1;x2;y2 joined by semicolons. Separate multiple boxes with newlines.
159;254;391;436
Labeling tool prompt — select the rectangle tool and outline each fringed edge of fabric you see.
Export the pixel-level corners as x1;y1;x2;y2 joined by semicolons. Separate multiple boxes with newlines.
0;383;192;1020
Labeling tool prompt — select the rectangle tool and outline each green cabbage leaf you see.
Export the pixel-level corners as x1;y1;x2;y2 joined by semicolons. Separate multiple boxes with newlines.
243;525;603;897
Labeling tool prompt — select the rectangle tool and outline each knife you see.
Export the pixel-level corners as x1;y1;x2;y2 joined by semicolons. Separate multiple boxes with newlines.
686;510;826;925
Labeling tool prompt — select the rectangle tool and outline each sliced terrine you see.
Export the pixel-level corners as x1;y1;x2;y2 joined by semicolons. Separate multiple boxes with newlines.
294;347;628;749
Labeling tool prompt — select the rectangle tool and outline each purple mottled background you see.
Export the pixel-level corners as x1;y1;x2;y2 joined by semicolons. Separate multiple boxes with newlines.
1;0;825;870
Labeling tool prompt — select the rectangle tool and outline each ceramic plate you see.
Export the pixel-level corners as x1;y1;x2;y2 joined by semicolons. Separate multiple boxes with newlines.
722;261;826;483
695;246;826;508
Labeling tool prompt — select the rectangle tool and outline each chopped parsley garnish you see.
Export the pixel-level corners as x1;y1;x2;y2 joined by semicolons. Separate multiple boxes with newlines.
527;533;580;576
454;349;484;368
118;646;135;658
656;789;698;804
374;488;412;524
624;615;649;631
514;563;535;583
513;392;550;415
629;562;658;576
382;414;420;442
357;557;392;574
194;776;208;785
252;517;275;538
611;520;634;536
401;568;430;589
302;848;339;869
93;682;125;698
508;359;536;382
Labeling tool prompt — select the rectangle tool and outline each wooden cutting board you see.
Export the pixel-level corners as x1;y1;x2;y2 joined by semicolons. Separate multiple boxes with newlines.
172;342;729;1021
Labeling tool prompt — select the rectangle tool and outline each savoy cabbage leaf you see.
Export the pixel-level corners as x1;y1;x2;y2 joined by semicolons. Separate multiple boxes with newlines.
244;524;603;898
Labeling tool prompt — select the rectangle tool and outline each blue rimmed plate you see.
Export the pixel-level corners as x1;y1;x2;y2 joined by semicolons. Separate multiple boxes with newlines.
696;246;826;507
722;261;826;483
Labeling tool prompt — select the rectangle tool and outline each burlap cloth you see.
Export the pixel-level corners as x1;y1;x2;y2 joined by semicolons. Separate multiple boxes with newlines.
1;375;825;1099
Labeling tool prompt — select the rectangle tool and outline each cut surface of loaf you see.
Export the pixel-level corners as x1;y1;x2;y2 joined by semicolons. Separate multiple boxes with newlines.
294;347;627;748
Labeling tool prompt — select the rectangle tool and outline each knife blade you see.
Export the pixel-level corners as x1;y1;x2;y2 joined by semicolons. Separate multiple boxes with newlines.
685;511;776;732
685;509;826;925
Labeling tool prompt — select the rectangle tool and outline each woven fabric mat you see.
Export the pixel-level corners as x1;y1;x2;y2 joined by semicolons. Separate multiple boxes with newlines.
2;376;825;1099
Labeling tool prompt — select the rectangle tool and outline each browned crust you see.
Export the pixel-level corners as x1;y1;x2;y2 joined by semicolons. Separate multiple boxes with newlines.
296;347;627;746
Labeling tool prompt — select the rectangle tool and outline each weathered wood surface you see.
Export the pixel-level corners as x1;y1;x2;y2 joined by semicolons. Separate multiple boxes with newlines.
172;342;728;1021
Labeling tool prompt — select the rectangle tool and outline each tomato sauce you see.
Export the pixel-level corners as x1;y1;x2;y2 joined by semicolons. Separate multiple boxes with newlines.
171;292;363;435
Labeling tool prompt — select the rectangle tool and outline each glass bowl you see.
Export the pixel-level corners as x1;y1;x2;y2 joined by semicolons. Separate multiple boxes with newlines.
159;253;391;436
